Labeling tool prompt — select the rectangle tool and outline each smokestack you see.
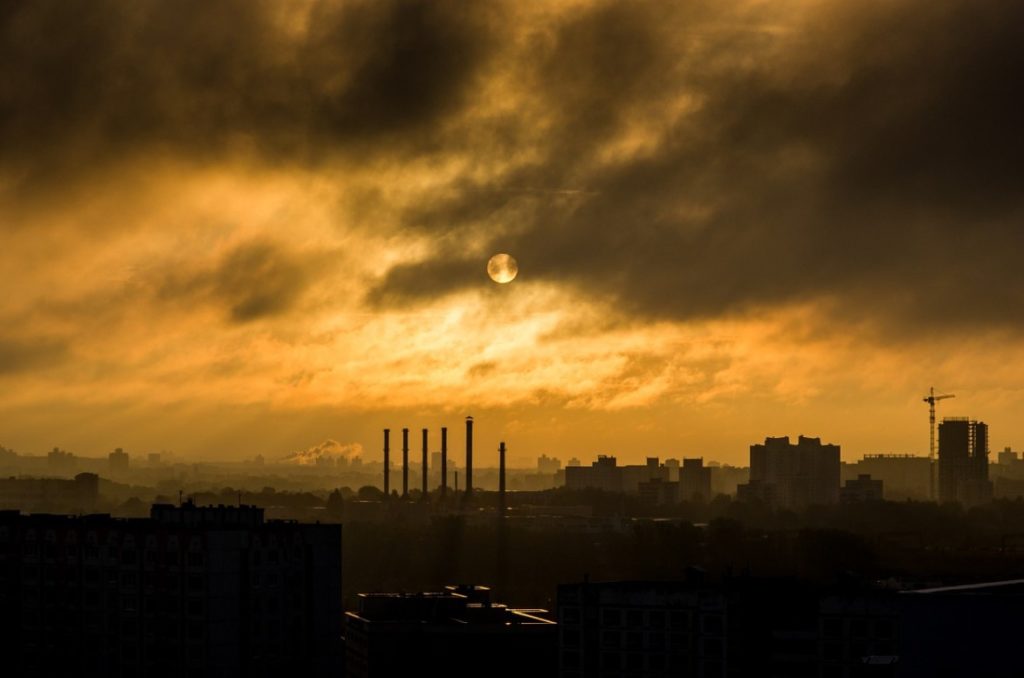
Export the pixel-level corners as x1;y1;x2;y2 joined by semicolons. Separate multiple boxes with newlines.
441;427;448;498
421;428;428;499
402;428;409;499
499;441;506;518
465;416;474;499
383;429;390;497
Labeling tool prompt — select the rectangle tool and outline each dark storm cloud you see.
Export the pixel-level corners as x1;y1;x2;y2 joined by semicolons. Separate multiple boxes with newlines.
0;337;69;375
371;0;1024;333
158;241;314;322
5;0;1023;335
0;0;494;178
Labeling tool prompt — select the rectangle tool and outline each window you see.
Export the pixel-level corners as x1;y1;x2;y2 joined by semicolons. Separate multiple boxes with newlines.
602;631;621;648
703;615;724;635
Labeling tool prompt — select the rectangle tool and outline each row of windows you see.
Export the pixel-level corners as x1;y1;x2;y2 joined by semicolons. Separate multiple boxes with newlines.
821;616;895;639
562;606;700;629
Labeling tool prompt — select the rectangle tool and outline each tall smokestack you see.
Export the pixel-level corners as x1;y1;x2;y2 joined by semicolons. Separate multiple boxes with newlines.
465;416;474;499
402;428;409;499
383;429;390;497
499;441;506;518
441;427;448;498
421;428;428;499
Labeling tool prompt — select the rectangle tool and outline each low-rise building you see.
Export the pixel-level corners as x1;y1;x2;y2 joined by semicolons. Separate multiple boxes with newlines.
345;585;556;678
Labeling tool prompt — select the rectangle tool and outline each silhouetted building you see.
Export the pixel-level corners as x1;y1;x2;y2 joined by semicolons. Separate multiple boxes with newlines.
108;447;130;472
0;501;342;677
558;577;825;677
679;458;712;501
0;472;98;513
637;478;679;505
561;576;1024;678
566;456;622;493
840;474;884;503
538;454;562;475
47;447;77;474
565;456;672;494
938;418;991;506
737;436;840;508
345;585;556;678
844;454;931;501
662;458;680;481
997;447;1019;466
821;580;1024;677
709;463;749;497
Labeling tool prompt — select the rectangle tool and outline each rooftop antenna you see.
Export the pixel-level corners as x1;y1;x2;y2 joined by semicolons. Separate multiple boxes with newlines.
923;386;955;500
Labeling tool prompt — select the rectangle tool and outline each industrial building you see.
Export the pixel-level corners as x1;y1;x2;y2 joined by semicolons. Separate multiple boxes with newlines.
937;418;992;506
345;585;556;678
0;501;342;677
737;435;840;508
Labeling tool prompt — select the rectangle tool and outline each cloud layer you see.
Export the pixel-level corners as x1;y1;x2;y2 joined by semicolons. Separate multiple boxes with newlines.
1;0;1023;461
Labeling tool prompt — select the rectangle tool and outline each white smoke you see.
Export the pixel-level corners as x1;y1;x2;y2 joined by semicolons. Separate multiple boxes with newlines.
283;439;363;465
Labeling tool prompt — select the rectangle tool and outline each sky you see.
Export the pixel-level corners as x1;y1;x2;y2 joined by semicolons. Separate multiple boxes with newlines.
1;0;1023;466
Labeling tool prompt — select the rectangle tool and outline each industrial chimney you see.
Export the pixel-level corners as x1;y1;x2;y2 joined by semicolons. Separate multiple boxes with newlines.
465;416;474;498
499;441;506;518
402;428;409;499
421;428;428;499
441;427;448;498
383;429;390;497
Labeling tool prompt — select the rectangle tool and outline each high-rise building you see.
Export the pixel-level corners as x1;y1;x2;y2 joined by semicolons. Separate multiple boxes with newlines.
737;435;840;508
108;447;130;472
679;458;712;501
0;501;342;676
938;418;992;506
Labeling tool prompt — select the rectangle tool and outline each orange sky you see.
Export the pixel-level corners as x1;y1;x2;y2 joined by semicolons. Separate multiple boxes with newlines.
1;0;1022;466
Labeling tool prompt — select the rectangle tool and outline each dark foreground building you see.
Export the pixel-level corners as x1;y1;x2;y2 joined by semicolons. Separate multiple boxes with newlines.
558;578;1024;678
0;501;341;677
345;584;557;678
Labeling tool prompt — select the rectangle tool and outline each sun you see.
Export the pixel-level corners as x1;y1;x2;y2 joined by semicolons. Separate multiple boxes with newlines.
487;253;518;284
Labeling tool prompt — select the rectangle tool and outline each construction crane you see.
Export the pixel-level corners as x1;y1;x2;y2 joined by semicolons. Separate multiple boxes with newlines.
923;387;955;501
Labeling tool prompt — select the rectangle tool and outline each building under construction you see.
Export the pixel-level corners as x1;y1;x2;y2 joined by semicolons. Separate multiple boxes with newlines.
938;418;992;506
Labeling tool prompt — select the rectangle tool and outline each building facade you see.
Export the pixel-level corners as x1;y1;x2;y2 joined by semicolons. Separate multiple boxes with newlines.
937;418;992;506
0;502;341;677
738;436;840;509
345;585;556;678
